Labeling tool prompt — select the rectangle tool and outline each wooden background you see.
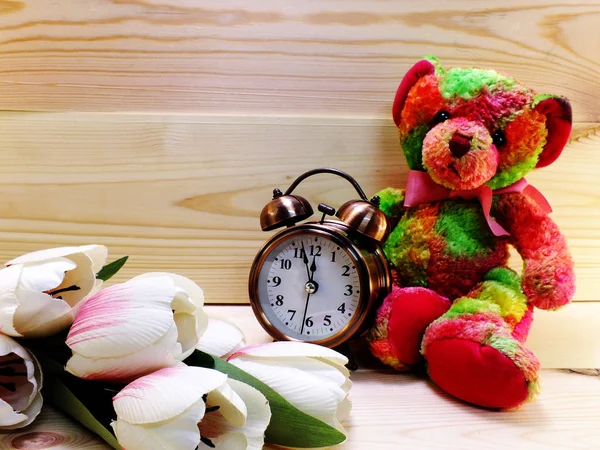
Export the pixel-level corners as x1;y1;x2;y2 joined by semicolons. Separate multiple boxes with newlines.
0;0;598;367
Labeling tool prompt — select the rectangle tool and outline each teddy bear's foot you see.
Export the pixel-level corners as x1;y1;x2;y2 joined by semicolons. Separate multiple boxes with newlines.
422;313;540;409
368;286;451;369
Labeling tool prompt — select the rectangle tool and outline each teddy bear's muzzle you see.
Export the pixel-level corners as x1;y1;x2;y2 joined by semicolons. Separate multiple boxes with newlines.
422;117;499;191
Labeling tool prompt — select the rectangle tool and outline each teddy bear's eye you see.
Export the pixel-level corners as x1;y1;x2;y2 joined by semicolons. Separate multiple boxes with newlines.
433;111;450;124
492;130;506;148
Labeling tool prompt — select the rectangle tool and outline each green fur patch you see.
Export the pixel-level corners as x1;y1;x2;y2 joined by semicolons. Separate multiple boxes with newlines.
383;213;429;287
377;187;405;218
439;68;516;100
434;202;495;257
443;297;502;319
401;125;428;170
486;157;538;190
484;267;522;291
488;334;520;355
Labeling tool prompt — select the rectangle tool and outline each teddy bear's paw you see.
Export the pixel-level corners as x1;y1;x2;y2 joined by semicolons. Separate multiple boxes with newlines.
367;286;451;369
422;313;540;410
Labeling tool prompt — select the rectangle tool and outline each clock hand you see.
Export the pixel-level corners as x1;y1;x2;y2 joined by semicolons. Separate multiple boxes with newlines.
300;291;311;334
309;255;317;282
300;241;311;281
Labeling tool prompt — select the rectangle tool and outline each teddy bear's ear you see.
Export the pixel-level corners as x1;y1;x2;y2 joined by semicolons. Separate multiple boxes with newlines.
392;60;436;126
534;96;572;168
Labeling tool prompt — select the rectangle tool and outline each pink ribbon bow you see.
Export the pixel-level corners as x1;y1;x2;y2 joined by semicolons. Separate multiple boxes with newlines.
403;170;552;236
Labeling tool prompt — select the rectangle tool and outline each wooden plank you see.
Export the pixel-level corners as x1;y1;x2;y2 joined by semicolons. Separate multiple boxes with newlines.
0;113;596;303
2;370;599;450
0;1;598;119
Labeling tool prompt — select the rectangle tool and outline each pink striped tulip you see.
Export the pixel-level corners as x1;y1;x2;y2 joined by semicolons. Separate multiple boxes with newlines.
112;366;270;450
0;245;108;338
0;334;43;430
65;273;208;381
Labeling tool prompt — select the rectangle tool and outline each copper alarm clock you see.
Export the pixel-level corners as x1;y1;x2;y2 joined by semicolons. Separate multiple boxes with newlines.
248;168;392;348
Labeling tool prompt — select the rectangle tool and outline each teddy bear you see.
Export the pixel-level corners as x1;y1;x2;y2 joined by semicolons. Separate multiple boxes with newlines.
367;56;575;410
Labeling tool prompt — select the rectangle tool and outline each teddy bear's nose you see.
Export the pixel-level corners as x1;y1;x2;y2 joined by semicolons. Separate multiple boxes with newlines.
449;133;471;158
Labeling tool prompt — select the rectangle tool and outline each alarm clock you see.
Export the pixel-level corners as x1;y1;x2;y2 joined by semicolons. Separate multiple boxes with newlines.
248;168;392;348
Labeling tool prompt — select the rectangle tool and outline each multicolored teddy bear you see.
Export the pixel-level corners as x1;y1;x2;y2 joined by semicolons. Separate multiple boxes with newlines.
368;57;575;410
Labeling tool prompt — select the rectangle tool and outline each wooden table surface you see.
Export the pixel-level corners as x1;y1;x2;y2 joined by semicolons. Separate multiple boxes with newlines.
1;306;599;450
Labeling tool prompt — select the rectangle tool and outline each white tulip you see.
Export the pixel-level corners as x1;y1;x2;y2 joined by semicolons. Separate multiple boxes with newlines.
0;245;108;338
65;273;208;381
197;315;246;358
112;365;271;450
0;334;42;430
228;342;352;434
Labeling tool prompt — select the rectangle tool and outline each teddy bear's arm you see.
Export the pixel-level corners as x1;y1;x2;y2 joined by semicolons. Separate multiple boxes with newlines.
495;193;575;310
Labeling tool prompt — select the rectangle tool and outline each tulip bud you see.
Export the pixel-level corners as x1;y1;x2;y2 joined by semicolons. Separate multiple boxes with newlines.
112;365;271;450
0;334;43;430
228;342;351;434
0;245;108;338
65;273;208;381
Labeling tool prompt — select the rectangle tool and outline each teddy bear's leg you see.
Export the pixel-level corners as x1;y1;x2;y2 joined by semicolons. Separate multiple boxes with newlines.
422;268;540;409
368;285;451;370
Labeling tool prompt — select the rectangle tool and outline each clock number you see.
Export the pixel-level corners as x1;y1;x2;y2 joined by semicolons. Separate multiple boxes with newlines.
305;317;313;328
287;309;296;320
337;303;346;314
331;251;336;262
271;276;281;287
309;245;322;257
280;259;292;270
344;285;353;296
293;248;306;259
275;295;284;306
323;315;332;327
341;265;350;277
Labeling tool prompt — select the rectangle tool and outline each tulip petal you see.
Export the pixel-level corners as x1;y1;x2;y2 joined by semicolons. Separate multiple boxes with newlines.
173;313;199;359
229;358;347;430
13;290;73;336
113;398;206;450
18;259;75;293
0;336;43;430
197;316;246;358
135;272;209;339
6;245;108;273
66;323;182;381
56;252;97;306
0;398;27;428
113;366;226;424
67;277;176;358
199;379;270;450
227;379;270;450
206;378;247;428
230;341;348;368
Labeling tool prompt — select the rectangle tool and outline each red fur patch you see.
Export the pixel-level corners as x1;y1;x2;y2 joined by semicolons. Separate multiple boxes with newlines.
501;108;547;169
450;88;533;130
427;236;509;300
494;193;575;309
399;75;445;136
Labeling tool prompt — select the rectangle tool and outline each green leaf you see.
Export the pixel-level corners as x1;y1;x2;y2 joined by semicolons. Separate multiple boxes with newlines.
43;374;121;450
185;350;346;448
96;256;129;281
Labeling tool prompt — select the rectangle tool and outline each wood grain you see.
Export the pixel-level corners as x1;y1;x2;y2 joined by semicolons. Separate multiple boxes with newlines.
0;1;599;119
207;304;600;369
0;305;598;450
0;113;595;303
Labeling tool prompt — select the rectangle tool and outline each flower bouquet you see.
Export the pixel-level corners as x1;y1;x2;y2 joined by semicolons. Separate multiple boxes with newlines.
0;245;351;449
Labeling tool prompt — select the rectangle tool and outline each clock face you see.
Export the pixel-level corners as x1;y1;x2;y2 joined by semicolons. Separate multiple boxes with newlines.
256;230;363;342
